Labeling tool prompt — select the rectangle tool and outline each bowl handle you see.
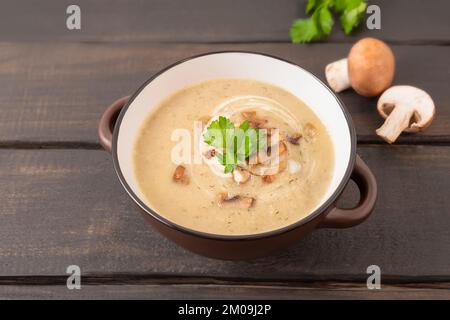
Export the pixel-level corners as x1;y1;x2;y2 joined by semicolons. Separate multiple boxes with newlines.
98;96;130;153
319;155;377;228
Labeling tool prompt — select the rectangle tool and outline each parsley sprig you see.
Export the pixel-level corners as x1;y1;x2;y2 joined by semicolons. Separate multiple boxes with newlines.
290;0;367;43
203;116;266;173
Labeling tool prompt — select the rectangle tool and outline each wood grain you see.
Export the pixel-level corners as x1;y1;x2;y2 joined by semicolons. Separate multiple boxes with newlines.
1;283;449;300
0;0;448;43
0;146;449;279
0;42;448;144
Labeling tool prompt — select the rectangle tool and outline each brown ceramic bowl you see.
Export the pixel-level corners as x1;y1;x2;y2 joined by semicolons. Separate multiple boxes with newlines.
98;52;377;260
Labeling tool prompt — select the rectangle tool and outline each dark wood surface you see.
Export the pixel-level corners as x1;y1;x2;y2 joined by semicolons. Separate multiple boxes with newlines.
1;283;450;300
0;43;449;144
1;146;449;279
0;0;449;299
1;0;449;44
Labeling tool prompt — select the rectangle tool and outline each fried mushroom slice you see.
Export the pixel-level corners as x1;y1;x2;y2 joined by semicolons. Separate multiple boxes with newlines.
248;156;287;176
172;165;189;184
286;132;302;145
217;193;255;209
204;149;216;159
262;175;276;183
303;123;318;141
241;111;268;128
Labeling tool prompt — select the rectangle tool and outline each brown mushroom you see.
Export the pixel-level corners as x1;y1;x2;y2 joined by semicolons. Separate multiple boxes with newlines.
286;132;302;145
172;165;189;184
325;38;395;97
262;175;276;183
241;111;268;128
376;85;435;144
204;149;216;159
217;193;254;209
303;123;318;141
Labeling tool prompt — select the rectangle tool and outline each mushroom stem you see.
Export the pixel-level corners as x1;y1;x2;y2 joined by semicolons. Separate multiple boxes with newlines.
375;105;413;144
325;58;350;93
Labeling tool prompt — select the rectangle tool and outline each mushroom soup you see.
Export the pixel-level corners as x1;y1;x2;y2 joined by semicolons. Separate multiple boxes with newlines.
133;79;334;235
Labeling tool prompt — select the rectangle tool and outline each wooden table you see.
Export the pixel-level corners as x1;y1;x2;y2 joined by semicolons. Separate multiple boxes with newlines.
0;0;449;299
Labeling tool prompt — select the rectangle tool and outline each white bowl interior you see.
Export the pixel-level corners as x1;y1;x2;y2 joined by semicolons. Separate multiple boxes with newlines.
116;52;352;217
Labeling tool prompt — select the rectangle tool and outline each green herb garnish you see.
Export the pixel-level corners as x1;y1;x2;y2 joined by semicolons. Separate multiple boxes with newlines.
290;0;367;43
203;116;266;173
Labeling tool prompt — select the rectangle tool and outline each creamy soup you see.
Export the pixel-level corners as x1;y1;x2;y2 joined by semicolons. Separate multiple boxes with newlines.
133;79;334;235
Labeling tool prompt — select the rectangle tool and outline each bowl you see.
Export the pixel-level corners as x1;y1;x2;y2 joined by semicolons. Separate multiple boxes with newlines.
98;52;377;260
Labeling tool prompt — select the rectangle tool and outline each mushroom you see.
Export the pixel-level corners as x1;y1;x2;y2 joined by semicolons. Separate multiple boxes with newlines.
262;175;276;183
376;86;435;143
217;193;254;209
325;38;395;97
303;123;318;141
172;165;189;184
203;149;216;159
232;167;251;185
248;156;287;176
241;111;268;128
286;132;302;145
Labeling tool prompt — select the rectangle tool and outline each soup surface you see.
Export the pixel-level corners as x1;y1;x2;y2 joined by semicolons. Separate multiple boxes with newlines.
133;79;334;235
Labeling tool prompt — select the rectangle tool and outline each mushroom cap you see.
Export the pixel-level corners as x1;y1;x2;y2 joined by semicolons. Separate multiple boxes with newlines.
348;38;395;97
377;85;435;133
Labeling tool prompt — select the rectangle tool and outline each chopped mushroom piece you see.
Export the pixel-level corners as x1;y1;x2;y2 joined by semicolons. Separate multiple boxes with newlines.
262;175;276;183
172;165;189;184
232;167;251;185
286;133;302;145
217;192;255;209
304;123;318;140
204;149;216;159
278;140;287;154
249;156;287;176
241;111;268;128
278;157;288;172
254;140;287;165
237;196;255;209
376;85;435;143
325;38;395;97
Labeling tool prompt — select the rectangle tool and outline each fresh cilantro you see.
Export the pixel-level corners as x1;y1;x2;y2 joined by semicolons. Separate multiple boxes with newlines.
339;0;367;34
290;15;322;43
290;0;367;43
203;117;266;173
317;4;334;35
202;116;234;149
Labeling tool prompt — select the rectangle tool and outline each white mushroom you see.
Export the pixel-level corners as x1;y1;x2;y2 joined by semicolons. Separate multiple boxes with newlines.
232;167;250;185
376;86;435;144
325;38;395;97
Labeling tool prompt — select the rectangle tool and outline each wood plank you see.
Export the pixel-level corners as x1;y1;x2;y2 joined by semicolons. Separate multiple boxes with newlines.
0;0;448;43
0;42;448;144
0;146;449;278
1;283;449;299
